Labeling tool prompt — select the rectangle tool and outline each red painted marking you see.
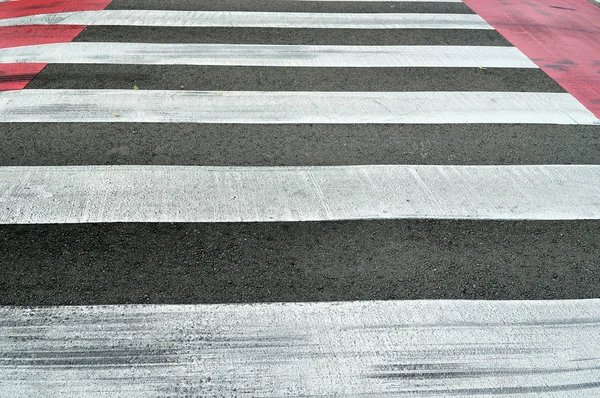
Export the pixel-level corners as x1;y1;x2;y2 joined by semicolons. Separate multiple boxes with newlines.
0;25;86;49
0;0;112;91
0;25;86;90
0;0;112;20
0;62;46;90
463;0;600;118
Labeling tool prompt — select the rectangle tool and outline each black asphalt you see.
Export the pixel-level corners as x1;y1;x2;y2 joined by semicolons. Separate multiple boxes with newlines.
2;124;598;166
1;221;599;305
105;0;475;14
28;66;560;92
74;27;510;46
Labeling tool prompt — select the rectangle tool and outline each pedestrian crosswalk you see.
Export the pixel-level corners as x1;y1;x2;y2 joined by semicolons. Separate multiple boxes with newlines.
1;0;599;396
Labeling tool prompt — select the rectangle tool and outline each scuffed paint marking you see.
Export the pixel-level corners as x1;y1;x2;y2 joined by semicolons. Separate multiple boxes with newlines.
1;90;596;124
1;300;600;397
0;43;536;68
0;10;492;29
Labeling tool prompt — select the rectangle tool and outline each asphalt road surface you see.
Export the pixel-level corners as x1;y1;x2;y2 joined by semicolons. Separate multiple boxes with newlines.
1;0;600;396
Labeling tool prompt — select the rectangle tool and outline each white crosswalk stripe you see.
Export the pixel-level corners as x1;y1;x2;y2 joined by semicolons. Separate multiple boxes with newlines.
0;11;493;29
2;300;600;397
4;90;595;123
1;0;599;396
2;165;600;223
0;43;537;67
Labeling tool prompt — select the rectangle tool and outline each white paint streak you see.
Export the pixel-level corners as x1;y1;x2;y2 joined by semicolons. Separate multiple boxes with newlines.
0;165;599;224
0;10;492;29
1;300;599;397
0;43;536;68
1;90;597;124
261;0;465;1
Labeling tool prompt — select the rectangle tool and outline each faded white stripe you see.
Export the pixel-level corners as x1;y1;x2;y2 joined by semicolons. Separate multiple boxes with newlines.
0;165;599;224
0;43;536;68
268;0;464;1
0;10;492;29
1;300;599;397
2;90;596;124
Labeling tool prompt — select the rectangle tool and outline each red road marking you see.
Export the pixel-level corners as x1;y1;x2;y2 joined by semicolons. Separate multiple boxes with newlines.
0;25;86;49
463;0;600;118
0;0;112;20
0;62;45;91
0;0;112;91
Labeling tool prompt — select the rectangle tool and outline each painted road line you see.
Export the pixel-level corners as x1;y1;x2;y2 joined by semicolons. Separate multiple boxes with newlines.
1;300;600;397
0;165;599;224
0;90;596;124
252;0;464;1
0;11;492;29
0;43;536;68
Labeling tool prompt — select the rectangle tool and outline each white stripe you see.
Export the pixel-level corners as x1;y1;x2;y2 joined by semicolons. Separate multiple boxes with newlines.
1;300;599;397
2;90;596;124
0;165;599;224
267;0;464;1
0;43;536;68
0;10;492;29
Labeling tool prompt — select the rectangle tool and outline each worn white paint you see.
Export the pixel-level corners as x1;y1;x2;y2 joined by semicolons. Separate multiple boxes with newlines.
1;300;599;397
0;43;536;68
2;90;597;124
0;10;492;29
0;165;599;224
246;0;464;1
